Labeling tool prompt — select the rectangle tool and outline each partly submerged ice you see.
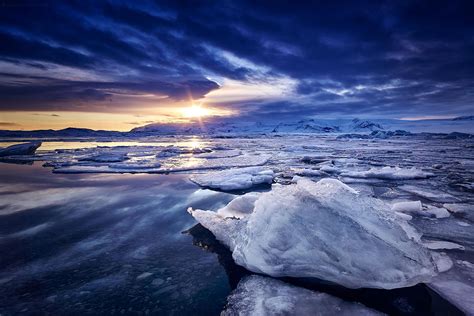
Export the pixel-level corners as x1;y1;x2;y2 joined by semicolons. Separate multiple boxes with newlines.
0;142;42;157
189;166;274;191
222;275;382;315
189;178;439;289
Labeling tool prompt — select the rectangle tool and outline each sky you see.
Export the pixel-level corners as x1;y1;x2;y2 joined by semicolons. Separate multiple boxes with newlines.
0;0;473;131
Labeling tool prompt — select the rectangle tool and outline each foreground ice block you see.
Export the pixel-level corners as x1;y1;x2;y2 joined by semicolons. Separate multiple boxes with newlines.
188;178;438;289
0;142;42;157
222;275;382;315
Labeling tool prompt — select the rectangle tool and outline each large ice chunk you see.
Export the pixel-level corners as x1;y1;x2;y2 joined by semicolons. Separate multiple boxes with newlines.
190;167;274;191
0;142;42;157
189;178;438;289
222;275;382;315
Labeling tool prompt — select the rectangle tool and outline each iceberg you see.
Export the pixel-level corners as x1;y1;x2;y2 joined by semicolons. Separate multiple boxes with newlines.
188;178;438;289
222;275;382;315
341;166;433;180
190;167;274;191
0;142;42;157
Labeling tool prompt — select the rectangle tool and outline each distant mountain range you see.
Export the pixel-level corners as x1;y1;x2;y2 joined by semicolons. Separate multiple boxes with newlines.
0;116;473;138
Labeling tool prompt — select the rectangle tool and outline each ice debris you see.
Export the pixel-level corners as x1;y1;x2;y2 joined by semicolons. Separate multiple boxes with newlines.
188;178;438;289
222;275;382;316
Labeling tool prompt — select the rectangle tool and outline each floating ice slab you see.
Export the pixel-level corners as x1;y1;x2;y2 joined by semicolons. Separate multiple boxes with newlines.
443;203;472;214
425;206;450;219
79;152;128;162
391;201;422;214
222;275;382;315
163;154;272;172
0;142;42;157
423;240;464;250
190;167;274;191
341;166;433;180
399;185;460;203
429;280;474;315
189;178;438;289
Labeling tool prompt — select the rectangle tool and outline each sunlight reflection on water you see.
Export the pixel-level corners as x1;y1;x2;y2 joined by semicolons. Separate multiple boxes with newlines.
0;137;210;151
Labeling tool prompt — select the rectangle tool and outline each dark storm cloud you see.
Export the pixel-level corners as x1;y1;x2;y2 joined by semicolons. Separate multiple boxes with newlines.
0;0;473;117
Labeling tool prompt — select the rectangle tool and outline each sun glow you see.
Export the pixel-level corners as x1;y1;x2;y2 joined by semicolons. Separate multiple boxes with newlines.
181;105;212;118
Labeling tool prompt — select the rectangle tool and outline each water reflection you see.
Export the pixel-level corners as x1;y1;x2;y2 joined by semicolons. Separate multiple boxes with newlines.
0;137;211;151
0;162;235;315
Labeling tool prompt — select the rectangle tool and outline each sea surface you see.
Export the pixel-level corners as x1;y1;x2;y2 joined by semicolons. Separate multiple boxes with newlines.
1;136;472;315
0;162;237;315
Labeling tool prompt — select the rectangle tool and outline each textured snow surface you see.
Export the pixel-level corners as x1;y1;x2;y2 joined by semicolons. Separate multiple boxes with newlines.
0;142;41;157
222;275;382;316
341;166;433;180
190;167;274;190
189;178;438;289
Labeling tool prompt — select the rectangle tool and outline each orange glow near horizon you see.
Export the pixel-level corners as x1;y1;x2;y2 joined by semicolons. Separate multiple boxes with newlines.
0;105;236;131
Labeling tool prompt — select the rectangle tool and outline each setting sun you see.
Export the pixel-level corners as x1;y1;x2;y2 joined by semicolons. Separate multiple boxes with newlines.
181;105;211;118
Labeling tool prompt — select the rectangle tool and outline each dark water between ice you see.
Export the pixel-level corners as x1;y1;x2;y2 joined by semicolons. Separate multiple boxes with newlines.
0;162;463;315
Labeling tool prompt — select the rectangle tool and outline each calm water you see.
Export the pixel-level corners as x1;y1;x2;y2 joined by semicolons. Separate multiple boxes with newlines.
0;162;235;315
0;161;463;315
0;138;210;151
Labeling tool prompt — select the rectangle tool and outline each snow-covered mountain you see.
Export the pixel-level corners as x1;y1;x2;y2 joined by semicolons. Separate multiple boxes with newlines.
130;118;386;135
0;127;125;138
1;117;473;138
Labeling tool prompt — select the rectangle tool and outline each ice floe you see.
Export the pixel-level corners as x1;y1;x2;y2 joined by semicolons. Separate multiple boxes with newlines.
341;166;433;180
0;142;42;157
443;203;472;214
429;280;474;315
424;206;450;219
222;275;382;315
189;178;438;289
399;185;460;203
422;240;465;250
391;201;422;214
190;167;274;191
